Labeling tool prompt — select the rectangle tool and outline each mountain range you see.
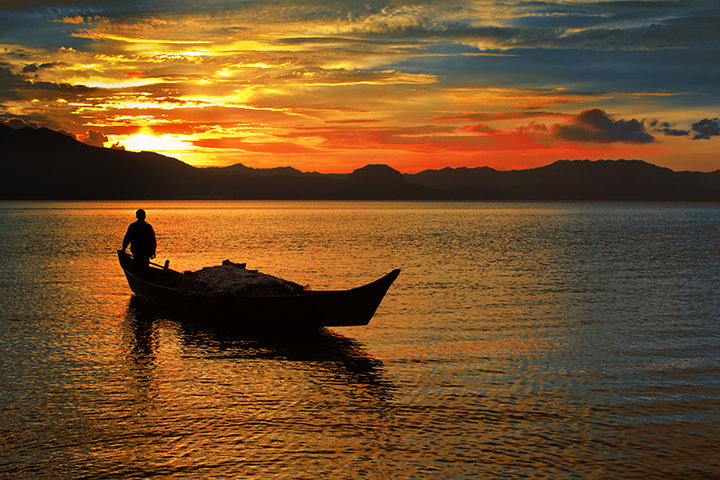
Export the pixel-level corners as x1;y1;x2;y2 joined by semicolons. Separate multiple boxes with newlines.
2;124;719;200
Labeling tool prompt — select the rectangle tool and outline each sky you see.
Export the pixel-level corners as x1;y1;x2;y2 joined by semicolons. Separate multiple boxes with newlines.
1;0;719;173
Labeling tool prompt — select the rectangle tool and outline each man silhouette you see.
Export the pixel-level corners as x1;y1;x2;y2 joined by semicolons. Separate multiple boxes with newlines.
122;209;156;269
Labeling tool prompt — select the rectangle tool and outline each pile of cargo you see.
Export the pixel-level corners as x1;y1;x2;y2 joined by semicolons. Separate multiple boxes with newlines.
180;260;304;297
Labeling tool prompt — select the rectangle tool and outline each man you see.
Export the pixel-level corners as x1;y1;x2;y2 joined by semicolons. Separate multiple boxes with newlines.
122;209;157;269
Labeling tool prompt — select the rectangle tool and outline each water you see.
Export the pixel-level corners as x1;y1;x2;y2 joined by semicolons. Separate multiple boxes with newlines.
1;201;719;479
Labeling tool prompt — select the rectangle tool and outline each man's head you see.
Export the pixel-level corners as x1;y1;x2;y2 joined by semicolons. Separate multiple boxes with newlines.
136;209;146;220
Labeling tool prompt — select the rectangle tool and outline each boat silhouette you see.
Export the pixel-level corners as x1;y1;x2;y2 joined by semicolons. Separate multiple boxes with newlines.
118;250;399;327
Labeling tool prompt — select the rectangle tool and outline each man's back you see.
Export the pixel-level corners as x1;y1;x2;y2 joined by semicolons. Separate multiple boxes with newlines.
124;219;156;259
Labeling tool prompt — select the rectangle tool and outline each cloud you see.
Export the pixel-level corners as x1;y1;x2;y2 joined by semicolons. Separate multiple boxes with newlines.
460;124;498;134
1;112;81;136
58;129;77;139
691;118;720;140
648;120;689;137
2;117;40;129
21;62;59;73
660;127;690;137
0;67;26;100
0;66;96;102
351;4;720;51
432;110;570;122
553;109;654;144
59;15;85;24
83;129;108;147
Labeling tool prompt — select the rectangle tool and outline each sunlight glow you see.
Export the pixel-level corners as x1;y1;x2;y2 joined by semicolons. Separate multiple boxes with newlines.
114;133;194;153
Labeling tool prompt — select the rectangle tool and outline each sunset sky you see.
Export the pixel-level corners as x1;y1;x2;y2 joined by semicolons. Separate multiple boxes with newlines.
1;0;718;172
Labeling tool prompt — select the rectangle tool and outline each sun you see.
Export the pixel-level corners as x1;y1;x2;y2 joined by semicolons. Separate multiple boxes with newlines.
112;133;193;153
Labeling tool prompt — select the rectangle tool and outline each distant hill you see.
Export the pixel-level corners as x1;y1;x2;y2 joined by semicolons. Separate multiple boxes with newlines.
206;163;307;177
1;124;719;200
406;159;720;201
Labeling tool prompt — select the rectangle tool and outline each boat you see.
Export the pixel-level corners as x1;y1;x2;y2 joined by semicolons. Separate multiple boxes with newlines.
117;250;399;327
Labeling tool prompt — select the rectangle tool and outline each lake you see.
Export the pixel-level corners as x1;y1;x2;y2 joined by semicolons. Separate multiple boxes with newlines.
1;201;719;479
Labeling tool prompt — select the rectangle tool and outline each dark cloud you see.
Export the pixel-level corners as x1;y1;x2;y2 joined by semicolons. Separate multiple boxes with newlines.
21;62;60;73
394;47;720;98
661;128;690;137
4;112;79;139
349;7;720;51
0;67;26;99
0;112;76;133
648;120;689;137
557;14;719;50
553;109;654;143
2;117;40;129
57;129;77;139
0;66;97;101
2;49;30;59
505;2;719;49
691;118;720;140
83;129;108;147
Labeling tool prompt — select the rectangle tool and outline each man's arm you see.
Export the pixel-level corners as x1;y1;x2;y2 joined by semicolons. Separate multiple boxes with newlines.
122;224;133;251
149;225;157;257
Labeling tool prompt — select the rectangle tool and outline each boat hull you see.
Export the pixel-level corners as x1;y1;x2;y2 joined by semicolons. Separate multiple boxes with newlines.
118;251;399;327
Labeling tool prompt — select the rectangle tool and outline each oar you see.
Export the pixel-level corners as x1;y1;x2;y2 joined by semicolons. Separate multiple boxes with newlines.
152;259;171;269
122;250;170;269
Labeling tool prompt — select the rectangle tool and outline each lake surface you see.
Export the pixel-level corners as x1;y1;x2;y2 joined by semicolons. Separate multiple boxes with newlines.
1;201;719;479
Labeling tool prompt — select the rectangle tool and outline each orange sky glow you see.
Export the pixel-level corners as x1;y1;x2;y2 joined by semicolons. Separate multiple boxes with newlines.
1;1;718;172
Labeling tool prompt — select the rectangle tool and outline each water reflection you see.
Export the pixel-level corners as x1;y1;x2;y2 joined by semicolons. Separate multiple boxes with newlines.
123;296;392;399
115;296;399;479
125;297;159;361
122;297;161;406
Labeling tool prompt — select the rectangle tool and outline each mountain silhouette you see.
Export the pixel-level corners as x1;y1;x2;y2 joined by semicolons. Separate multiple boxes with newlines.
2;124;718;200
346;164;431;199
206;163;307;177
1;124;204;199
407;159;720;200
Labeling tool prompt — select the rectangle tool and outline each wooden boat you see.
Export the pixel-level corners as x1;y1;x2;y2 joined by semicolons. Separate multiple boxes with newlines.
118;250;399;327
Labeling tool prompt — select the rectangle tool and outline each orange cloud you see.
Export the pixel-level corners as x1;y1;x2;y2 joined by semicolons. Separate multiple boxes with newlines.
59;16;85;24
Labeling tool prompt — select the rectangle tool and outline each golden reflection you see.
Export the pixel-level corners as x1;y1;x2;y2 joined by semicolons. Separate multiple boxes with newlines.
122;297;161;406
